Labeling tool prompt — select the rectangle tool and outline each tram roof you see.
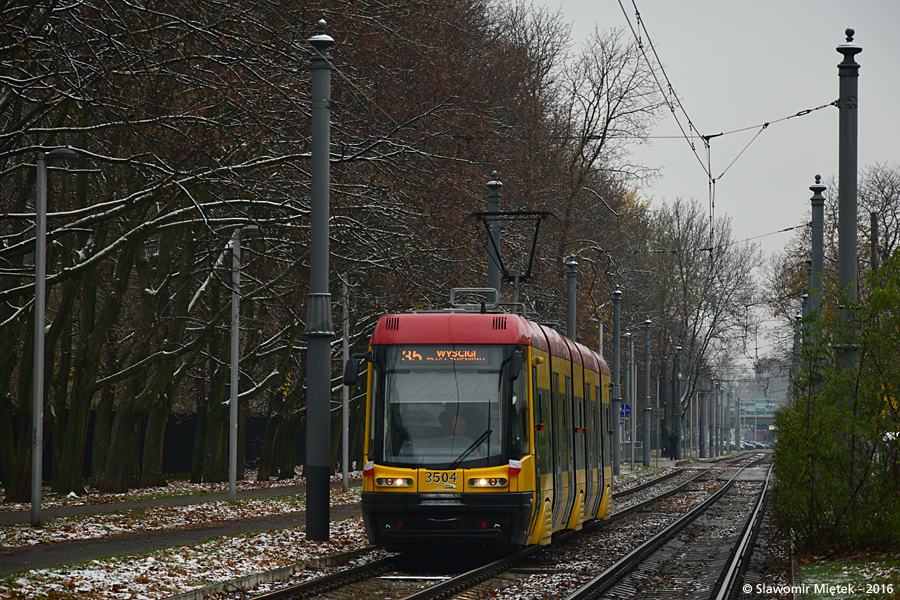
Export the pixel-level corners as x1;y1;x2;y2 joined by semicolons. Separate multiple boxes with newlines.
369;312;610;375
371;312;532;346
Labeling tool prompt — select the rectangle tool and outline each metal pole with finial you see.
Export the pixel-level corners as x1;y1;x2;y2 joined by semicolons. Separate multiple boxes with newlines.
642;318;651;466
305;19;335;542
487;173;502;301
674;346;682;460
699;374;706;459
809;175;826;319
566;258;577;341
611;288;621;475
836;29;861;371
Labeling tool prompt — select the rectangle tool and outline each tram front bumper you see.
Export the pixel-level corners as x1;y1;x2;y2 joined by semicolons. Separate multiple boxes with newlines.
361;491;534;548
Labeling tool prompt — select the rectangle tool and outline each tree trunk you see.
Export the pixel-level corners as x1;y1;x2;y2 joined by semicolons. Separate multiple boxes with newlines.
141;386;175;487
279;413;302;480
98;387;144;493
257;401;282;482
0;388;15;499
55;228;136;495
202;304;229;483
90;342;118;485
1;310;31;503
98;230;196;492
191;371;208;484
256;321;304;482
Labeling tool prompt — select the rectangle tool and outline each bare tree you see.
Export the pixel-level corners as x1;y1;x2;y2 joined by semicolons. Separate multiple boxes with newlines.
649;198;763;416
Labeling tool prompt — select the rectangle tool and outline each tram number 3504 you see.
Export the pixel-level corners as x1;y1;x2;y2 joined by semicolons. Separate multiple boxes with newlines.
425;472;458;484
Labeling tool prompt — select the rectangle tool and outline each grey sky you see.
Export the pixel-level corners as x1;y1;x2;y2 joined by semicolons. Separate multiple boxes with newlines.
541;0;899;363
544;0;899;260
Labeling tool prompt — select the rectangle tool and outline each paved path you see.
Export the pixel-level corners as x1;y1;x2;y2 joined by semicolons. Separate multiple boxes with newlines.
0;483;361;577
0;485;309;526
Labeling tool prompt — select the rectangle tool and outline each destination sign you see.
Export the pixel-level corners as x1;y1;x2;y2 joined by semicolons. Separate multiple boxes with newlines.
399;346;492;364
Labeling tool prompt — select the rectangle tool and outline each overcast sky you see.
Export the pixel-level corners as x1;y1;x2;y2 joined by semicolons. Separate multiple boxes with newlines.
540;0;900;363
542;0;899;259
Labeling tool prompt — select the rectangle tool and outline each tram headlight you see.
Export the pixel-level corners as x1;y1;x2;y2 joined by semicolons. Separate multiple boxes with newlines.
468;477;508;488
375;477;413;487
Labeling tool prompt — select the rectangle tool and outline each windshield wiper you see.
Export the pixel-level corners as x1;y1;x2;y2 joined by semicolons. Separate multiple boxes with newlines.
450;429;491;469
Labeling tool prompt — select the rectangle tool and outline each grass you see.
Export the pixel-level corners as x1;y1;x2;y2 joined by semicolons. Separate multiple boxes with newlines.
798;552;900;599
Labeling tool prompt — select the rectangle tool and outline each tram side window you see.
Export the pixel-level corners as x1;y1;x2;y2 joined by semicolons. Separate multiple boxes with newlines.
535;380;552;475
510;365;528;459
369;363;380;454
585;382;595;464
595;385;602;459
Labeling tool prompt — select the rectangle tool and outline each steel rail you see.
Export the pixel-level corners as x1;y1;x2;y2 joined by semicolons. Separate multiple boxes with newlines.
248;556;396;599
397;464;722;600
562;461;760;600
712;463;773;600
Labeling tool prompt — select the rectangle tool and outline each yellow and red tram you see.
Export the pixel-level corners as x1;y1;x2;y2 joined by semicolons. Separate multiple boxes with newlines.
346;308;612;552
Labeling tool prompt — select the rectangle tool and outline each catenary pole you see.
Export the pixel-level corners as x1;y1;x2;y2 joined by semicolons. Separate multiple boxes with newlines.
622;333;631;471
487;173;502;300
611;288;621;475
836;29;861;371
642;318;651;466
809;176;826;318
566;258;577;341
707;378;713;456
699;375;706;459
674;346;682;460
305;20;335;541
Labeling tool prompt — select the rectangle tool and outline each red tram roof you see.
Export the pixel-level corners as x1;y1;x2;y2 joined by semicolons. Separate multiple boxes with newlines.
368;311;610;376
371;312;533;346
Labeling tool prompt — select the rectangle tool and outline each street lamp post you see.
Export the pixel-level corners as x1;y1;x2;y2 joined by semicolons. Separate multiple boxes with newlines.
32;147;80;527
341;271;365;492
229;224;260;504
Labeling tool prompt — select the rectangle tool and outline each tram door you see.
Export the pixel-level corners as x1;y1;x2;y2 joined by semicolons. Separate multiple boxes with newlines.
592;383;604;515
550;372;561;526
583;382;593;510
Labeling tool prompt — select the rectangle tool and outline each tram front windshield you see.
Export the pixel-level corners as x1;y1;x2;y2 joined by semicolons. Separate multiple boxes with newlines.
374;345;510;469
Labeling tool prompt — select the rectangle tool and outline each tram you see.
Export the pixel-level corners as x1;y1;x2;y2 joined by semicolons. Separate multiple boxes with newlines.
343;292;613;552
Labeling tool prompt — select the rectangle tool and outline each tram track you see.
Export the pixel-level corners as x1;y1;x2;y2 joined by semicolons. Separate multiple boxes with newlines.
560;465;772;599
217;454;767;600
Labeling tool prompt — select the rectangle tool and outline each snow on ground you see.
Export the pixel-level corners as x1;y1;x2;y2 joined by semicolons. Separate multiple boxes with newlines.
1;482;367;600
1;488;360;548
0;468;673;599
4;514;370;599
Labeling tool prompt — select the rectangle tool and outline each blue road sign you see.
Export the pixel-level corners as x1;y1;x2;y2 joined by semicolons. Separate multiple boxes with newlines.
620;403;631;417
